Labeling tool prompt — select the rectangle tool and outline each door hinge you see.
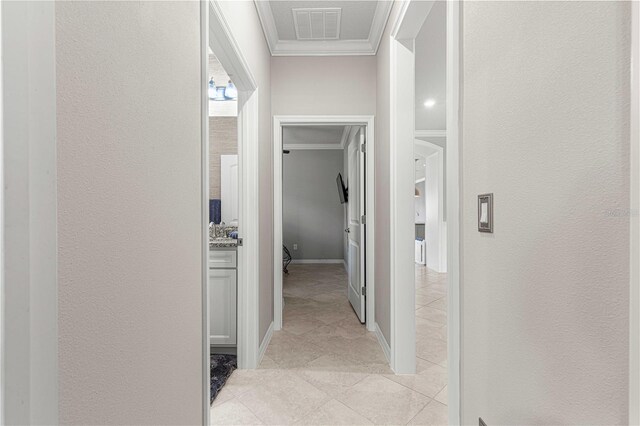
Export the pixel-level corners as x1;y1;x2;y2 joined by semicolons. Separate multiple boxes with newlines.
361;286;366;296
237;237;243;246
361;143;366;153
361;214;366;224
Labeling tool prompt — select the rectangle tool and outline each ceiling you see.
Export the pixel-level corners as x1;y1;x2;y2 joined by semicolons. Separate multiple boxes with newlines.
414;0;446;131
283;125;349;149
255;1;393;56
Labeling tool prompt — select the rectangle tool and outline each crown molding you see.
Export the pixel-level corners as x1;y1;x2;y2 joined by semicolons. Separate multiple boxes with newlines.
254;1;279;53
255;1;393;56
369;0;394;53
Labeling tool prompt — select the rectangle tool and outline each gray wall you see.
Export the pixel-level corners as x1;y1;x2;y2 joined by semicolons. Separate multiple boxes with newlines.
284;150;345;260
56;1;202;423
461;2;631;423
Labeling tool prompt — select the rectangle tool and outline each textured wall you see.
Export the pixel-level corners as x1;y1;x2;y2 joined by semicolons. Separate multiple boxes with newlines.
217;0;274;345
209;117;237;199
283;150;345;260
56;2;202;423
271;56;377;116
461;2;631;423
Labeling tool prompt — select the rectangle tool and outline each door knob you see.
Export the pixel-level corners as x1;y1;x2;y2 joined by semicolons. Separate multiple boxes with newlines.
345;228;350;233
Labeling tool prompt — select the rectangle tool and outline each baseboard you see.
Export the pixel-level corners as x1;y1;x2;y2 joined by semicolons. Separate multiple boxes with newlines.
257;321;274;366
290;259;345;264
375;322;391;363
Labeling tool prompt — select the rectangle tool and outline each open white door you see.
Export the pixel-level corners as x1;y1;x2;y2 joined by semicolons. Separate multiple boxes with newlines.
221;154;239;224
347;127;366;323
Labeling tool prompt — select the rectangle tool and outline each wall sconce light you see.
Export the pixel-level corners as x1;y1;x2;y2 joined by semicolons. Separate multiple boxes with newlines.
208;77;216;100
224;81;237;100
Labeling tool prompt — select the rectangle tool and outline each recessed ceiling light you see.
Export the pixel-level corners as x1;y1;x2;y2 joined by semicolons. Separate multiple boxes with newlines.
424;98;436;108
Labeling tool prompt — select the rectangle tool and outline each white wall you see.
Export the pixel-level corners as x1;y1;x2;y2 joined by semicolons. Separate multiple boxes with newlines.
424;152;445;272
415;0;446;131
271;56;376;116
56;2;202;423
217;1;273;346
374;1;405;347
461;2;631;423
283;150;344;260
2;2;58;423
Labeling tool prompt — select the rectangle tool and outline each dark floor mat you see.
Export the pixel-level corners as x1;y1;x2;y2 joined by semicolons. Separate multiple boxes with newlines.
210;354;237;404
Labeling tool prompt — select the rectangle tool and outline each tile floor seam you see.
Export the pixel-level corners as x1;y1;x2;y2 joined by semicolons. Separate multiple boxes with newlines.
211;263;448;425
386;373;447;399
233;395;266;425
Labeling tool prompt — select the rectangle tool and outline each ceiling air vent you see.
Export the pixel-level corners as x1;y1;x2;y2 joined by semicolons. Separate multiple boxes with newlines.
292;8;341;40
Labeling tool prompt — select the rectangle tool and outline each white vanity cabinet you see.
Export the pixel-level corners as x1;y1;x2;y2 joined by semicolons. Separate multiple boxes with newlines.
209;248;237;346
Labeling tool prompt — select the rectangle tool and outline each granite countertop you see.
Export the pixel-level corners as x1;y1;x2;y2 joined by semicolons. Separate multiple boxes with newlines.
209;224;238;249
210;237;237;248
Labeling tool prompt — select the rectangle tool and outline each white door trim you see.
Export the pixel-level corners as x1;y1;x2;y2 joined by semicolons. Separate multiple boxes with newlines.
1;2;58;423
204;1;261;423
630;1;639;423
389;0;462;422
389;33;417;376
273;115;376;333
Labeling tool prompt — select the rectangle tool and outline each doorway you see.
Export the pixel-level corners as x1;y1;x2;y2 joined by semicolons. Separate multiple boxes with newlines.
203;1;261;421
389;0;461;423
273;116;376;336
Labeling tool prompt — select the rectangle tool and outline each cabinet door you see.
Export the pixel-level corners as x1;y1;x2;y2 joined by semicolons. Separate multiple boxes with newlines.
209;269;237;345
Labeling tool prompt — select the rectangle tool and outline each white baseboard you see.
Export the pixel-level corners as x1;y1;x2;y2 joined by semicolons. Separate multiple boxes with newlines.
375;322;391;363
290;259;345;264
257;321;274;366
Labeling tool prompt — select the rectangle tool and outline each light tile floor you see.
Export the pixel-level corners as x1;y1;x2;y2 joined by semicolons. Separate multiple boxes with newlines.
211;263;448;425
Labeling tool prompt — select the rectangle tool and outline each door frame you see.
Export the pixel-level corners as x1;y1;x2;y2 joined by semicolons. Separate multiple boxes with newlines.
388;0;462;423
630;0;639;422
1;2;58;423
203;1;261;422
273;116;377;334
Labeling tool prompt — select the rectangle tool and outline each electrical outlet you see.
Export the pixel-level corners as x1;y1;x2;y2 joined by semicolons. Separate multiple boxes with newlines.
293;244;298;250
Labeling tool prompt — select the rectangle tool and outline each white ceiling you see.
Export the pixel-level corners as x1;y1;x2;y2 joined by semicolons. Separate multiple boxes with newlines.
283;125;349;149
415;1;446;131
255;1;393;56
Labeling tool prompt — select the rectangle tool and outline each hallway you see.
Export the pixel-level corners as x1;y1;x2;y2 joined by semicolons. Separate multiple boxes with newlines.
210;263;448;425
